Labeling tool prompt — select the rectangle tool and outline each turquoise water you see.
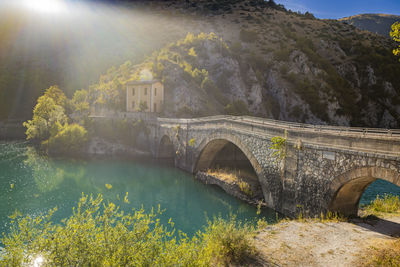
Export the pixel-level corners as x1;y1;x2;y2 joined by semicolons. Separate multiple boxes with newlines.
360;179;400;205
0;141;275;239
1;141;399;241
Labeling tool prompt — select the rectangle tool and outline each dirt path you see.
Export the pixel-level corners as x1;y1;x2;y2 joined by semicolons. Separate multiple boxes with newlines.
254;216;400;267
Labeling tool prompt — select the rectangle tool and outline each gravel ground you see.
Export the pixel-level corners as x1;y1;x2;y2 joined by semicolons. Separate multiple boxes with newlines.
253;215;400;267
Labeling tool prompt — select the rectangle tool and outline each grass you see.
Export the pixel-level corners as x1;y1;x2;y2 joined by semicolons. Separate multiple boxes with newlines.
362;194;400;216
363;239;400;267
278;209;348;224
206;167;256;184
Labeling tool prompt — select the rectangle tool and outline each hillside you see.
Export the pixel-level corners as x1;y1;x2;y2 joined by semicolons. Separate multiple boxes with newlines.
2;0;400;128
340;14;400;37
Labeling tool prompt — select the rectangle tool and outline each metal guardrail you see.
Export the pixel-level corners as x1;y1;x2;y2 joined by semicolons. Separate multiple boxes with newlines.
157;115;400;138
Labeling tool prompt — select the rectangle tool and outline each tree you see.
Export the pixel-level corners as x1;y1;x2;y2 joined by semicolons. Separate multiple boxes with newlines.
23;95;67;142
43;85;67;108
139;101;148;112
72;89;90;115
390;21;400;60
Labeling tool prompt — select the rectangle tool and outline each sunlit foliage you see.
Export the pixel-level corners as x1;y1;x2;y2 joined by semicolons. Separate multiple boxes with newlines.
269;131;287;161
390;21;400;60
46;123;88;154
23;94;67;142
71;89;90;115
0;194;259;266
23;85;88;154
363;194;400;215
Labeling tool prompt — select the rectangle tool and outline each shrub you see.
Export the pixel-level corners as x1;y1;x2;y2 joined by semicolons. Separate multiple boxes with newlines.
177;105;194;118
239;29;258;43
230;41;243;54
46;123;88;154
363;194;400;214
1;194;259;266
238;181;253;197
201;216;258;265
274;48;291;62
269;132;287;161
224;100;249;116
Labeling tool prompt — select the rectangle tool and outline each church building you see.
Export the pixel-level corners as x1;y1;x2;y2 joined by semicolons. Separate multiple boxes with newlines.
126;80;164;113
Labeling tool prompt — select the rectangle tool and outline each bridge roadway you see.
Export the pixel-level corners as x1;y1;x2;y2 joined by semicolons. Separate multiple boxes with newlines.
149;115;400;217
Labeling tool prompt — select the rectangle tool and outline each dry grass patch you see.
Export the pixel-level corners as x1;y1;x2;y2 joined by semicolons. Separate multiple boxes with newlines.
361;238;400;266
206;168;255;183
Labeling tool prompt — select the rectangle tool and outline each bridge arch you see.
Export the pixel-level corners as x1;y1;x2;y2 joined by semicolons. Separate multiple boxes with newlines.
157;135;175;159
328;166;400;216
193;133;275;207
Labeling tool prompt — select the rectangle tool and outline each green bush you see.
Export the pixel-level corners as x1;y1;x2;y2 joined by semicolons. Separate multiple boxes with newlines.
1;194;258;266
274;48;291;62
200;216;258;265
363;194;400;214
46;123;88;154
239;29;258;43
224;100;249;115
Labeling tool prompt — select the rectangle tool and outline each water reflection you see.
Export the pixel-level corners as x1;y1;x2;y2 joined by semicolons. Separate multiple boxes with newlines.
25;147;65;193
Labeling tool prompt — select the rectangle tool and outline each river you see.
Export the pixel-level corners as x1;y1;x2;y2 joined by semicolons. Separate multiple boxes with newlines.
1;141;399;240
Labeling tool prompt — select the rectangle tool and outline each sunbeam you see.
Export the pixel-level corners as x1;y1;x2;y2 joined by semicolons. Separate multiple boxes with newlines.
22;0;67;14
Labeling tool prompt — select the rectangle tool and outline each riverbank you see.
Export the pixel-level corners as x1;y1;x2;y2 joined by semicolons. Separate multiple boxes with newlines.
253;215;400;267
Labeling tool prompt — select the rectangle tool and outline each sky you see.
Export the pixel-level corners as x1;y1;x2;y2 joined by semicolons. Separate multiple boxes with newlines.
276;0;400;19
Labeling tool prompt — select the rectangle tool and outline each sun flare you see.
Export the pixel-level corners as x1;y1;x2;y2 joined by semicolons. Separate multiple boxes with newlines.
23;0;67;14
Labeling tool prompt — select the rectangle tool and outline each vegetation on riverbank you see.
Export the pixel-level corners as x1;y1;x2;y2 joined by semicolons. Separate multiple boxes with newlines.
0;194;260;266
22;85;89;154
364;238;400;267
357;194;400;266
361;194;400;216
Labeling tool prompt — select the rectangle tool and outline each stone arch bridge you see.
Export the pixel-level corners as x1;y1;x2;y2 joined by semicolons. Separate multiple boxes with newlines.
146;115;400;217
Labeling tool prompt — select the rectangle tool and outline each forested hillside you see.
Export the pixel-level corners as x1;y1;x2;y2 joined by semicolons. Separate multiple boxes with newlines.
340;14;400;37
2;0;400;127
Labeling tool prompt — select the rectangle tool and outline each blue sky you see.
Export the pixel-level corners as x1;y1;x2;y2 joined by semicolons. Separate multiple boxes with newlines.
276;0;400;19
